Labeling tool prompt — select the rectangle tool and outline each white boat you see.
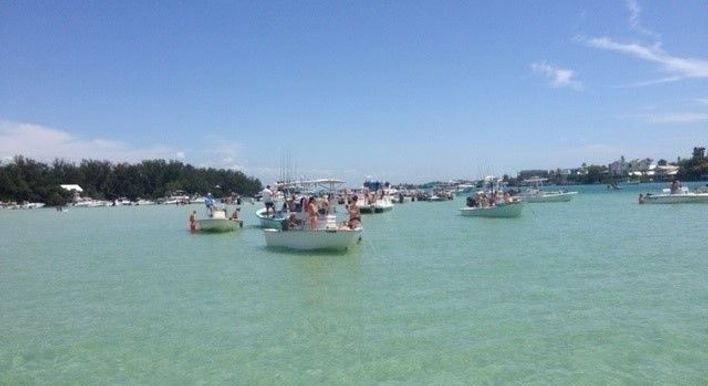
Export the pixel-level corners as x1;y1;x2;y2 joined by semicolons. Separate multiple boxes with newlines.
196;209;241;232
73;199;110;207
460;176;524;218
459;201;524;218
357;179;395;214
21;202;46;209
640;187;708;204
256;207;288;229
357;194;394;213
521;178;577;203
523;190;578;203
264;225;362;251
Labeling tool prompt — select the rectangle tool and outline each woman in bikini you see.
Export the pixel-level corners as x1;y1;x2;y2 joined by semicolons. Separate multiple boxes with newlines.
307;196;318;229
347;195;362;229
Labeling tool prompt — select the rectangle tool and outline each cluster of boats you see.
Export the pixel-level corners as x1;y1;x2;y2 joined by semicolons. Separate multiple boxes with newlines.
458;177;578;218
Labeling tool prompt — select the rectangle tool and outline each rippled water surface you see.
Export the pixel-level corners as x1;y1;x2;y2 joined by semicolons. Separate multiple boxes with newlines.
2;183;707;384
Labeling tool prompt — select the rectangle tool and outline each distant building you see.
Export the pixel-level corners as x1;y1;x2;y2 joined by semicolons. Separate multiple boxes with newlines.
517;170;549;181
609;157;653;177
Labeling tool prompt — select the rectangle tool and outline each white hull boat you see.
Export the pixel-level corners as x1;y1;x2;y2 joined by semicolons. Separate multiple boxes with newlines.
256;207;288;229
523;191;577;203
521;177;577;203
357;196;394;214
641;192;708;204
459;201;524;218
264;227;362;250
196;210;240;232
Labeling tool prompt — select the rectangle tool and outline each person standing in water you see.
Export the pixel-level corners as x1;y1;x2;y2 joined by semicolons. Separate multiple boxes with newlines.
188;210;197;232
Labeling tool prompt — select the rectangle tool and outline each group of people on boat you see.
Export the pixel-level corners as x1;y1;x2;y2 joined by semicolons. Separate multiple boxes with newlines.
187;192;240;231
264;193;361;231
465;191;516;208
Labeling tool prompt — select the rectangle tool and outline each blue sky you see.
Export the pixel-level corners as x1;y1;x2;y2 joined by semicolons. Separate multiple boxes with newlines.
1;0;707;184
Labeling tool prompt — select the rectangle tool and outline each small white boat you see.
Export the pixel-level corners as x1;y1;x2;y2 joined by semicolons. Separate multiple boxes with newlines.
521;178;577;203
640;187;708;204
523;190;577;203
21;202;46;209
357;195;394;213
74;200;110;207
255;207;288;229
459;201;524;218
264;226;362;250
357;179;395;214
196;209;241;232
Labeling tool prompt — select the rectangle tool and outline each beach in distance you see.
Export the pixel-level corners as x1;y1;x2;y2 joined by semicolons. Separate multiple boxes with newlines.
1;183;707;384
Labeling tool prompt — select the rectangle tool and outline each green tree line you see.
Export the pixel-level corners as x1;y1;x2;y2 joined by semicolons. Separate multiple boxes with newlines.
0;156;262;206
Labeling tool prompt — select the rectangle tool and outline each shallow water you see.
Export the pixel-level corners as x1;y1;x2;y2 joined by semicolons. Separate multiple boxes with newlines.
1;183;707;384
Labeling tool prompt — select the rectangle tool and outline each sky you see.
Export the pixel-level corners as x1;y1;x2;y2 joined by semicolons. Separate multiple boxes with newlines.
1;0;707;185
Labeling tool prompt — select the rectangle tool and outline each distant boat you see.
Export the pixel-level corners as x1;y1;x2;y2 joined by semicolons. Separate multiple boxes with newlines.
196;209;241;232
459;201;524;218
357;194;394;213
460;176;524;218
640;187;708;204
521;178;577;203
74;200;110;207
357;179;395;214
21;202;46;209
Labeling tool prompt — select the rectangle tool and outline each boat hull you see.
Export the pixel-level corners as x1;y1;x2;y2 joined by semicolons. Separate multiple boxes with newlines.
459;202;524;218
264;228;362;250
642;193;708;204
358;203;394;214
255;208;287;228
197;218;239;232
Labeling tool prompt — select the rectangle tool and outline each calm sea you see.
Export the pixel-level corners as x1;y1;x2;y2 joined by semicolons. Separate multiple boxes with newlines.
1;183;707;385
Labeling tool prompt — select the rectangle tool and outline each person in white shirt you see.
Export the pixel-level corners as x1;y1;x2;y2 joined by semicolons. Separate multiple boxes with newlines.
262;185;274;216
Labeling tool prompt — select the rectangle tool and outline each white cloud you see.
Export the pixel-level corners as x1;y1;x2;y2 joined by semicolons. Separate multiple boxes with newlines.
625;0;658;38
694;98;708;105
585;37;708;82
531;62;583;91
0;120;184;163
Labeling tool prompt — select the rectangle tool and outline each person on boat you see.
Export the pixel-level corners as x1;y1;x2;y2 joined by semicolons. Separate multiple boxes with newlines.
503;192;513;203
669;179;681;194
318;197;329;215
347;195;362;229
205;193;215;216
306;196;318;229
261;185;274;216
638;193;645;204
287;196;297;213
466;196;476;208
283;213;299;231
189;210;197;232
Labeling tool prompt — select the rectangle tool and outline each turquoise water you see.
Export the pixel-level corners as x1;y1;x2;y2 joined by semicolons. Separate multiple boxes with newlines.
2;184;707;384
